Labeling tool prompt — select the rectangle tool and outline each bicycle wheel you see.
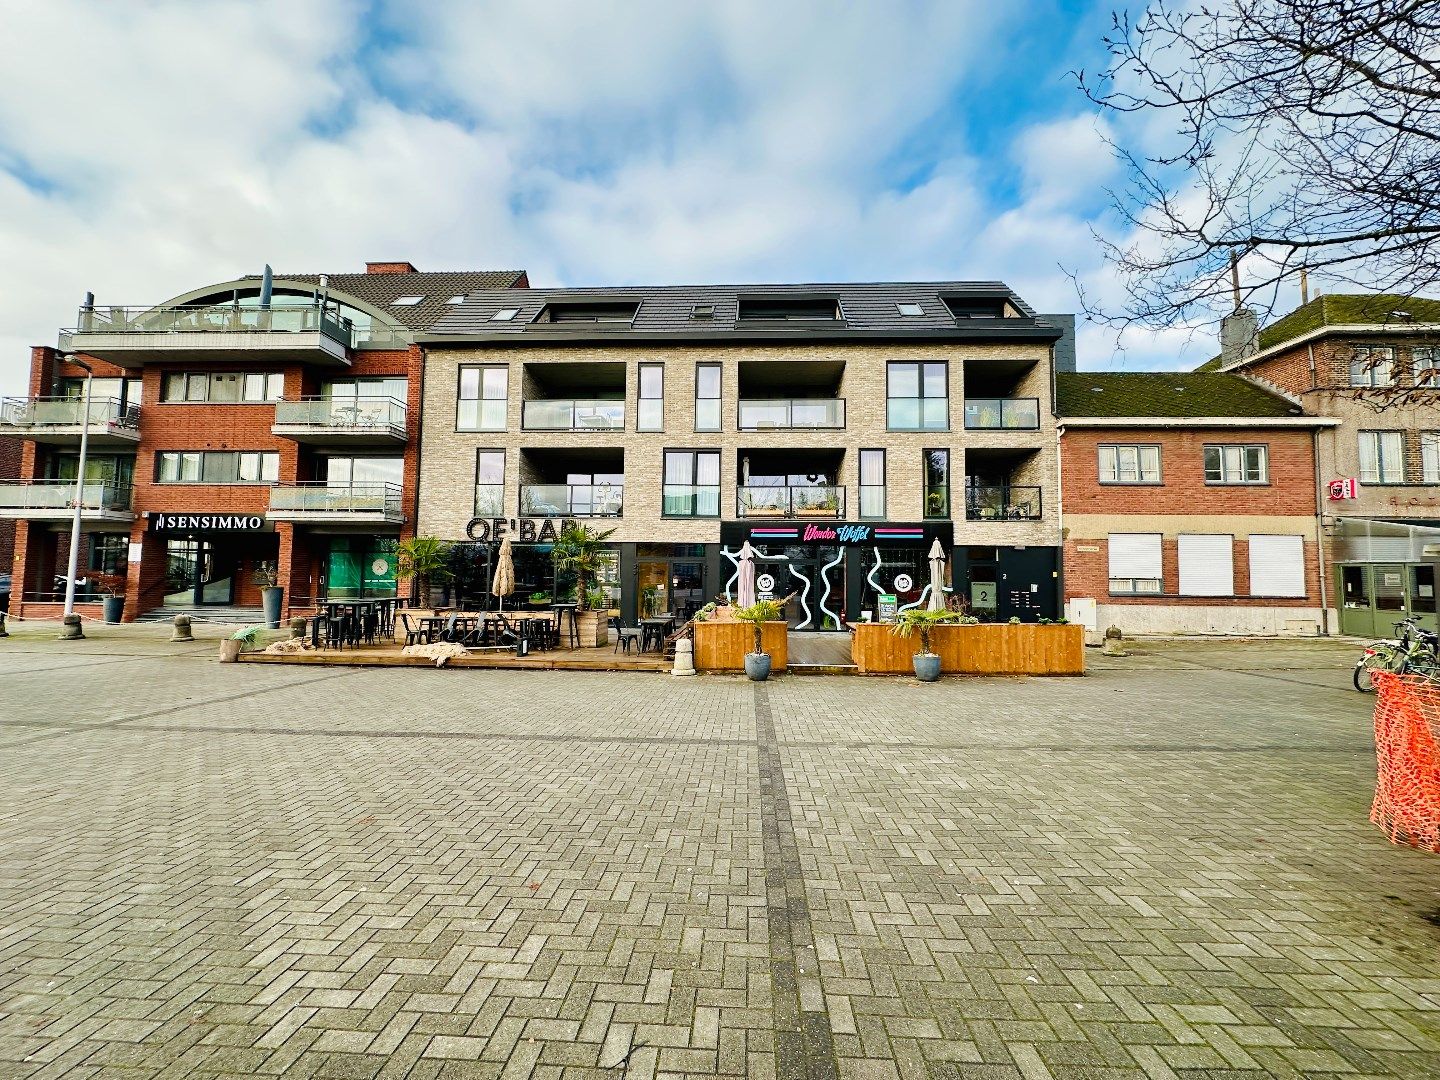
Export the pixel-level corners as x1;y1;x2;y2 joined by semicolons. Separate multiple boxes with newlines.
1355;649;1393;692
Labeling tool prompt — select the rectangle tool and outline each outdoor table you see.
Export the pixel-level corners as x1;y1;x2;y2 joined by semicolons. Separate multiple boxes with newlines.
551;602;579;649
640;616;676;652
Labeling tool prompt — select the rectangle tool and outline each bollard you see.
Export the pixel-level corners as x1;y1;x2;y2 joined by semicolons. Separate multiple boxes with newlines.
170;614;193;643
58;613;84;640
671;636;696;677
1101;624;1126;657
289;616;307;640
0;610;7;637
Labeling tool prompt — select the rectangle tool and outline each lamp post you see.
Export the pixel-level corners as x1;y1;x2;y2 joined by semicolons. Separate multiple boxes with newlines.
60;355;93;638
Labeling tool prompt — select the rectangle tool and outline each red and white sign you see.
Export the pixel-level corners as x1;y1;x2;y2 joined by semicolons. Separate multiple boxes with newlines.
1328;478;1361;500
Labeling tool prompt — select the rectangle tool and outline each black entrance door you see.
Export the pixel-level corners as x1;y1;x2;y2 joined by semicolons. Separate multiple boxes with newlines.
164;540;234;606
996;547;1059;622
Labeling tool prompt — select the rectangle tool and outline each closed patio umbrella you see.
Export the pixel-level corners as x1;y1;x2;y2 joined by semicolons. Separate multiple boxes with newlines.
492;536;516;611
927;538;947;612
737;541;756;608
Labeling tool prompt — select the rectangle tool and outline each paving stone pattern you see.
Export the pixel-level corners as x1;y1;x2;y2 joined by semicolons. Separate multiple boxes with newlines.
0;630;1438;1078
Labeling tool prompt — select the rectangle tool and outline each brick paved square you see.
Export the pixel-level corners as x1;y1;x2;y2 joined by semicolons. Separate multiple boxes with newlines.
1;627;1437;1078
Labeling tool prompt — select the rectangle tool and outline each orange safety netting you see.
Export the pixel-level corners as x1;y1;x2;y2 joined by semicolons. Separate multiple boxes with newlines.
1370;671;1440;853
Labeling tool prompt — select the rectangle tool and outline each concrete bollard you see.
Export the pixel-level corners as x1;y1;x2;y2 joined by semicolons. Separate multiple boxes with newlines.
170;614;193;643
289;617;307;640
58;614;84;640
0;610;8;637
671;636;696;677
1102;624;1126;657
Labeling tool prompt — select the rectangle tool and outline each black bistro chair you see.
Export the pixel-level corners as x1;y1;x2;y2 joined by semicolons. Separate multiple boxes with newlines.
613;617;643;655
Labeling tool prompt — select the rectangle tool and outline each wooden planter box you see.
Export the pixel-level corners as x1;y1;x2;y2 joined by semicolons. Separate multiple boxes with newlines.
850;622;1084;676
694;620;788;672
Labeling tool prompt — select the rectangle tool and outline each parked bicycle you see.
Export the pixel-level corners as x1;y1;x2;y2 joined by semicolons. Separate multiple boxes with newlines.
1354;616;1440;691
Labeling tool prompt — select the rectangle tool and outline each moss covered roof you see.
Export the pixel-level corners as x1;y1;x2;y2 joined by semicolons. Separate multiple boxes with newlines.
1195;293;1440;370
1055;372;1300;418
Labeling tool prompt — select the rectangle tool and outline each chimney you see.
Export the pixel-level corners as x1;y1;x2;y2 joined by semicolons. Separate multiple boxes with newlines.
1220;308;1259;368
1041;313;1076;372
365;261;417;275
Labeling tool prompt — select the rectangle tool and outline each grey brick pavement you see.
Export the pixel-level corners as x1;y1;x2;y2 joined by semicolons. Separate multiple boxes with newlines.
0;629;1437;1078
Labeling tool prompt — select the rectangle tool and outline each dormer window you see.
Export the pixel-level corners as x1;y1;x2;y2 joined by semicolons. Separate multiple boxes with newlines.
447;295;466;305
736;296;841;322
942;297;1005;320
537;301;639;324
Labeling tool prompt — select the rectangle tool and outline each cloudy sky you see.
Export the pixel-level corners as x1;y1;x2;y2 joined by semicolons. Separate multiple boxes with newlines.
0;0;1229;395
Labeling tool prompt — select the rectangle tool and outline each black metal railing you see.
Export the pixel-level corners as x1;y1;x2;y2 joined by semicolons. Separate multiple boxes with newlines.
964;485;1043;520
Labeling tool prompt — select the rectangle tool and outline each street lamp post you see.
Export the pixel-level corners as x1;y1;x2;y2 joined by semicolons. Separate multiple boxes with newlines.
60;355;93;639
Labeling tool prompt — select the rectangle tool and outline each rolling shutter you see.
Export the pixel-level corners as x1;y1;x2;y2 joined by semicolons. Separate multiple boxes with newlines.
1178;534;1234;596
1248;535;1305;597
1108;533;1162;579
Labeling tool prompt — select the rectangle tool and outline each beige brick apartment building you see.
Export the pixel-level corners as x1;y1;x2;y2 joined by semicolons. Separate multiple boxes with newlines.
415;283;1068;628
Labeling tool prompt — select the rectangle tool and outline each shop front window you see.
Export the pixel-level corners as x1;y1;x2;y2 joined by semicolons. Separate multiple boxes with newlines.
326;538;398;599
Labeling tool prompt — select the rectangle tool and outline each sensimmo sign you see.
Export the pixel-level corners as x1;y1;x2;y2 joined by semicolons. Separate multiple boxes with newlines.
151;513;266;532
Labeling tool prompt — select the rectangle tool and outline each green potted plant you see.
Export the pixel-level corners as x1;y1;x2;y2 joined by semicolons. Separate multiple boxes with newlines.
254;561;283;629
733;599;783;681
92;572;127;624
219;624;265;663
890;607;960;681
641;584;662;618
395;536;453;610
529;591;552;607
551;524;617;646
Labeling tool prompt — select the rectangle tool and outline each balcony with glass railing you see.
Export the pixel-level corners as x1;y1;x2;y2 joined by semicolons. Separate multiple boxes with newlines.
272;396;407;444
267;482;404;523
0;479;135;521
963;398;1041;430
521;399;625;431
964;485;1043;521
60;303;355;367
0;396;141;445
736;485;845;518
737;398;845;430
520;483;624;518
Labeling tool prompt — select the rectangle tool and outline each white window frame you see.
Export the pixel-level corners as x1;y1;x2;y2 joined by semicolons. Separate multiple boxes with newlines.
1349;345;1395;387
1247;535;1306;598
1098;444;1161;484
1423;432;1440;485
1178;533;1235;596
1413;347;1440;388
1108;533;1163;594
1359;431;1405;484
1204;444;1269;485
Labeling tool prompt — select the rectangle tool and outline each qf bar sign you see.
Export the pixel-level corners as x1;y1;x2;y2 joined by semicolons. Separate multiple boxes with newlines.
465;516;577;543
152;513;265;532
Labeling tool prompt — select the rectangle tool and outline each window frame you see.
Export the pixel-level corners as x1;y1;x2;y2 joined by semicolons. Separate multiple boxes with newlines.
1107;532;1164;595
886;361;949;431
1422;432;1440;484
473;448;505;516
637;362;665;433
661;448;721;518
1349;345;1395;387
694;362;722;432
859;448;886;519
1097;443;1162;485
155;449;278;485
456;364;508;432
1203;443;1270;485
1359;430;1406;484
922;448;950;520
160;371;283;403
1413;346;1440;388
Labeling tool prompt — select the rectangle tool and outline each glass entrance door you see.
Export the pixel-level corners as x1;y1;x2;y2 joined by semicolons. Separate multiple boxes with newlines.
164;540;236;606
776;545;845;631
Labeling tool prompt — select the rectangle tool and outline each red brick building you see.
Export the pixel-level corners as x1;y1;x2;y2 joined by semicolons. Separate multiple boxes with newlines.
1056;373;1336;635
0;262;526;623
0;436;18;581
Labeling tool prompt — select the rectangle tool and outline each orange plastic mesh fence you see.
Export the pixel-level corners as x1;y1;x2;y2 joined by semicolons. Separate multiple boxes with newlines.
1370;671;1440;853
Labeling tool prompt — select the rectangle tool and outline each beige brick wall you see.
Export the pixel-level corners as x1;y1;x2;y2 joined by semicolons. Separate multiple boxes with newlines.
417;341;1060;547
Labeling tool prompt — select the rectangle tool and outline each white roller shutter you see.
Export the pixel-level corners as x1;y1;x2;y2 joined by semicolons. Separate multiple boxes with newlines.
1108;533;1162;578
1178;534;1234;596
1248;535;1305;597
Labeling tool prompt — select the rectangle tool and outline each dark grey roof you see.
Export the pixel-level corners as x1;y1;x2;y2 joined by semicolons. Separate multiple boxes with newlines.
423;281;1066;344
255;270;528;330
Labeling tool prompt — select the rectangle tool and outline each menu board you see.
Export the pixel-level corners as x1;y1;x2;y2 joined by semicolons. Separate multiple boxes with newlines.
877;593;898;622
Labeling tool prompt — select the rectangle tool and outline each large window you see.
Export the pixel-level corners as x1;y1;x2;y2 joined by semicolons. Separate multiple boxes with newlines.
323;377;407;402
324;457;403;487
1413;347;1439;388
923;449;949;519
1204;444;1268;484
1178;534;1234;596
156;450;278;483
1108;533;1162;594
638;363;664;432
887;362;948;430
161;371;283;403
1349;346;1395;387
1359;431;1405;483
1424;433;1440;484
474;450;504;516
859;449;885;518
1247;535;1306;597
1098;444;1161;484
457;365;507;431
663;450;720;517
695;363;721;431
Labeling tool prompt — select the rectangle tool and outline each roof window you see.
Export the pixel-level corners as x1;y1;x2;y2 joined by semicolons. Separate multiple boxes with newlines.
537;301;639;324
897;302;924;317
690;303;715;319
447;295;466;305
491;308;519;322
392;295;425;306
736;296;841;322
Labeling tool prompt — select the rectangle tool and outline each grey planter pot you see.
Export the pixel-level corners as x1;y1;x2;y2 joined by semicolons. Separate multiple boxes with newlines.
912;651;941;681
261;586;284;630
744;652;772;681
102;595;125;624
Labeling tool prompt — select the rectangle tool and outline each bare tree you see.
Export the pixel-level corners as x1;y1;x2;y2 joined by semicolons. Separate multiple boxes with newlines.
1075;0;1440;332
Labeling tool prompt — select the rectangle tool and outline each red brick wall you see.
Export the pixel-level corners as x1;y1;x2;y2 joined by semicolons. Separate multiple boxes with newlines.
1060;425;1322;608
0;435;18;572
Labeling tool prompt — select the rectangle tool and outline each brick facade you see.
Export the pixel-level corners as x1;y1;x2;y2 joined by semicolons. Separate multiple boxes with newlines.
0;435;17;574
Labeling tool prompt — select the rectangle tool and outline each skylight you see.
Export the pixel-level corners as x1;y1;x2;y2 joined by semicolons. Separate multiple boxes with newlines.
897;302;924;316
691;304;715;319
392;295;425;306
491;308;519;321
447;295;466;305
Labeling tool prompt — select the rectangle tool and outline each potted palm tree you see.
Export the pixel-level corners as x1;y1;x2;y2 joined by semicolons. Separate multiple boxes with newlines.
733;599;783;680
890;607;962;681
551;524;617;646
395;536;452;610
93;572;127;624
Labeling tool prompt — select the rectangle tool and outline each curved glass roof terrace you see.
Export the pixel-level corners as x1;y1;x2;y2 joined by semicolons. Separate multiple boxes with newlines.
59;282;408;368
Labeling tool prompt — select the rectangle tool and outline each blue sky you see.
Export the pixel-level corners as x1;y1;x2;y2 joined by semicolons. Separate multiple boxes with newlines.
0;0;1220;396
